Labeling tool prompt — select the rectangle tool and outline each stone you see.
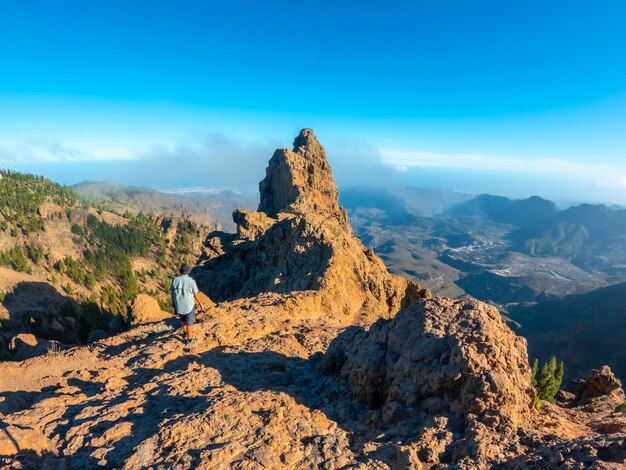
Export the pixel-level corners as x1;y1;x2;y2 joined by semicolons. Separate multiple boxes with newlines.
0;424;52;456
233;209;275;241
581;366;624;401
327;296;534;466
128;294;170;325
565;365;626;413
9;334;53;361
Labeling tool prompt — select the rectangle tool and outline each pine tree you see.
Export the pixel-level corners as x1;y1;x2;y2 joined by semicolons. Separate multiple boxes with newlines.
532;356;564;404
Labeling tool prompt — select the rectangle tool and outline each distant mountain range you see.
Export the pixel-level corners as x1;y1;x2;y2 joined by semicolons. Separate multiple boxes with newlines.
72;180;257;231
449;194;626;275
342;186;622;303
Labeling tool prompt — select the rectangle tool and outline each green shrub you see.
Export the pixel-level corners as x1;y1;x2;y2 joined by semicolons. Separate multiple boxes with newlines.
0;246;31;273
26;243;44;263
71;223;85;236
0;291;6;302
616;402;626;413
531;356;564;404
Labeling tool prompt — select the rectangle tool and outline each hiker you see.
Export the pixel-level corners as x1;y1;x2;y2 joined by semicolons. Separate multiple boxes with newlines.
171;263;206;346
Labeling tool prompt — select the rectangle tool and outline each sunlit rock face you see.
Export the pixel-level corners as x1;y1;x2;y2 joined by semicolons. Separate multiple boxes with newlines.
195;128;429;320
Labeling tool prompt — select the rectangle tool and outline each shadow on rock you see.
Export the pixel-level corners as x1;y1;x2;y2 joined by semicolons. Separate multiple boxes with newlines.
1;281;119;354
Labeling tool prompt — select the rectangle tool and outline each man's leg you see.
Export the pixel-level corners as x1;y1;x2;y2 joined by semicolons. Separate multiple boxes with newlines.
179;317;187;341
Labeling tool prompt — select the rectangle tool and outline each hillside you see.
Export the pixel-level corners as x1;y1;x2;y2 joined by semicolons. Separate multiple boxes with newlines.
450;194;626;276
0;171;209;358
510;282;626;381
72;180;257;232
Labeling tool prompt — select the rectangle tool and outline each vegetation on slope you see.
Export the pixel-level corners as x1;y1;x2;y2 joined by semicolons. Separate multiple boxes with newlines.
0;171;79;233
0;171;207;356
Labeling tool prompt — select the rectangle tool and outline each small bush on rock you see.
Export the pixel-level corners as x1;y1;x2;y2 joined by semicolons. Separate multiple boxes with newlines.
531;356;564;404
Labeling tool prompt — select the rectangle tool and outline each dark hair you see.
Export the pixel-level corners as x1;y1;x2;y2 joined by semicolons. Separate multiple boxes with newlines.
179;263;191;275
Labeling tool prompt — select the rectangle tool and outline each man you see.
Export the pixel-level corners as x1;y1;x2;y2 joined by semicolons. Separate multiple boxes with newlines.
171;263;205;346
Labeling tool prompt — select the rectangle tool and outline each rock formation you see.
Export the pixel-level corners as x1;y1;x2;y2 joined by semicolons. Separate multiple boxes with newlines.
558;365;626;413
258;128;341;218
195;129;429;320
324;297;535;466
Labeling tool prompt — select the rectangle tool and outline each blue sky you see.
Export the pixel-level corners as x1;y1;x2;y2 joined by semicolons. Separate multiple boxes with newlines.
0;1;625;203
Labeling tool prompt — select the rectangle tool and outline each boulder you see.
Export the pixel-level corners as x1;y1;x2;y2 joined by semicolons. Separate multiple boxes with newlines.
128;294;170;326
9;334;54;361
581;366;624;401
325;296;534;466
565;365;626;412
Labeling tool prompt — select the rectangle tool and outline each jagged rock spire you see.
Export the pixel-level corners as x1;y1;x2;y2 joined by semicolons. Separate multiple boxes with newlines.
258;129;341;218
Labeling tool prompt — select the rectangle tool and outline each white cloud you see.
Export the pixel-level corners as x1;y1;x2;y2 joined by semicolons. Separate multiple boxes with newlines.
0;138;134;162
380;148;626;190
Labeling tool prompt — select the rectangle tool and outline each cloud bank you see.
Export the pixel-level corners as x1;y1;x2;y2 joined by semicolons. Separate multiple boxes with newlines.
380;148;626;191
7;132;401;191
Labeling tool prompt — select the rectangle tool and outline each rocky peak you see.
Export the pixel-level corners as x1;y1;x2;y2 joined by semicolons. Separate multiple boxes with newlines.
197;129;428;318
258;128;341;218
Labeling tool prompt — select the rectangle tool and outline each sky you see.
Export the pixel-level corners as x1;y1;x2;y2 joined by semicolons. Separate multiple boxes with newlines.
0;1;625;203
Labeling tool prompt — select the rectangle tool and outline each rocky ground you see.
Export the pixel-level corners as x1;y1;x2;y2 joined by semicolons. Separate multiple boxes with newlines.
2;294;625;469
1;129;625;469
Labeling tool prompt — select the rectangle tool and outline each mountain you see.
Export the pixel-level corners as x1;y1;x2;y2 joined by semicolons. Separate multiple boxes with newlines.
451;194;626;275
72;180;258;232
510;282;626;381
345;191;624;307
194;129;430;319
1;130;624;469
448;194;559;227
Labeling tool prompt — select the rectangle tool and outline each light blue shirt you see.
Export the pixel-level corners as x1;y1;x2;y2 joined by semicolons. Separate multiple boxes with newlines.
171;274;199;315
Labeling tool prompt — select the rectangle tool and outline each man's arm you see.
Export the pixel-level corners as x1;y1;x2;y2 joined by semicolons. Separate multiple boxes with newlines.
194;292;205;310
170;279;178;314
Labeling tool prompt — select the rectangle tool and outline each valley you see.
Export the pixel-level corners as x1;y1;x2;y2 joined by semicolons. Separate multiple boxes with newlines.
344;187;623;308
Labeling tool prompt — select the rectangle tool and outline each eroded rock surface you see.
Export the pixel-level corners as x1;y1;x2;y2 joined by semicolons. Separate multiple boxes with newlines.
258;128;341;218
195;129;429;320
325;297;535;466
